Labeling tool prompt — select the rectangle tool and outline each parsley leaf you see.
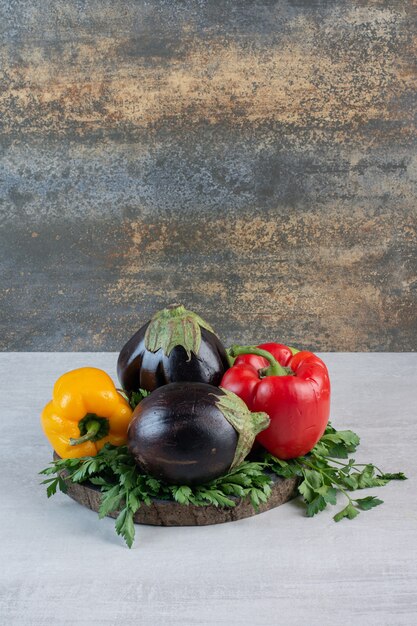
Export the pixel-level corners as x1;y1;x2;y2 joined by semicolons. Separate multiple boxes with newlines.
172;485;193;505
263;421;405;523
115;507;135;549
313;428;360;458
334;503;359;522
354;496;383;511
378;472;407;481
306;495;328;517
129;389;150;410
40;444;273;548
354;465;389;489
98;485;125;519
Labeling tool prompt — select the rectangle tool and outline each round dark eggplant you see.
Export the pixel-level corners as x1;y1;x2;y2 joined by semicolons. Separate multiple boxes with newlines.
127;382;270;485
117;305;229;393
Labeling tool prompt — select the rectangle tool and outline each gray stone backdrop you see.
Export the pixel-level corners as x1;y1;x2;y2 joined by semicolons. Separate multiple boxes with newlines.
1;1;416;351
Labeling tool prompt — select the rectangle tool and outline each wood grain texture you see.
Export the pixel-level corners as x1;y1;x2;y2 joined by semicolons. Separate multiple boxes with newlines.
1;1;416;350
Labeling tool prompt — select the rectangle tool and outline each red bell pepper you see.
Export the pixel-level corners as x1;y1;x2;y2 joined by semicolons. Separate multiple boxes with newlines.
221;343;330;459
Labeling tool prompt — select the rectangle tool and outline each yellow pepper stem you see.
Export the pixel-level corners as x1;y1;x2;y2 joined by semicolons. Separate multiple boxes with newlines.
69;414;110;446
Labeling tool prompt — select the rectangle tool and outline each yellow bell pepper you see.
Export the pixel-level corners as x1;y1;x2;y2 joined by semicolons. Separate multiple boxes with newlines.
41;367;133;459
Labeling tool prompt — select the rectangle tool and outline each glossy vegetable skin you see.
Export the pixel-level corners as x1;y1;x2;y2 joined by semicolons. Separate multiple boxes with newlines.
127;382;269;485
41;367;133;459
221;343;330;460
117;306;229;393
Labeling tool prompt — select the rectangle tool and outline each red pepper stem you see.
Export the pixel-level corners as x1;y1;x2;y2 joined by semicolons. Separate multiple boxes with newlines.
69;419;101;446
229;345;288;377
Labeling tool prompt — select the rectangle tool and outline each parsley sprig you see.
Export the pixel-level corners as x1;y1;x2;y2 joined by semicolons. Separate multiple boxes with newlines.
40;447;272;548
118;388;150;410
266;423;406;521
40;423;406;548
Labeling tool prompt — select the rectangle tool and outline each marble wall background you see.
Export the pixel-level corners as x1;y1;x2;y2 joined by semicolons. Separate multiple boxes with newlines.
1;1;416;351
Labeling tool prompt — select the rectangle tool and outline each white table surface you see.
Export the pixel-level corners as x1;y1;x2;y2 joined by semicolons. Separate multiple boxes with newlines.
1;352;416;626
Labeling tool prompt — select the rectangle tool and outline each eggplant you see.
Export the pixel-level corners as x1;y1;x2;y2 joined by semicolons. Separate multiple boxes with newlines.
117;305;229;393
127;382;270;485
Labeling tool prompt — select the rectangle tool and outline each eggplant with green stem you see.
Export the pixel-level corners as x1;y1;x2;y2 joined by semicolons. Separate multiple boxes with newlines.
117;305;230;393
127;382;270;485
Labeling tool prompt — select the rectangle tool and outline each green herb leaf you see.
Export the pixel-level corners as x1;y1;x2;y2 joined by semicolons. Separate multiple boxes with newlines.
265;455;302;478
355;465;389;489
46;477;59;497
354;496;383;511
325;430;360;448
58;475;68;494
115;507;135;549
298;478;315;503
195;488;236;508
98;485;124;519
313;430;360;458
172;485;193;505
129;389;150;410
298;469;329;503
128;490;141;513
306;495;328;517
334;503;360;522
89;476;109;486
338;474;359;491
378;472;407;481
324;487;337;505
146;477;162;491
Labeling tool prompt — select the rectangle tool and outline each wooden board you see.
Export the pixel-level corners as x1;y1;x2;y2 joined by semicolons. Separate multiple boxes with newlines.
59;467;299;527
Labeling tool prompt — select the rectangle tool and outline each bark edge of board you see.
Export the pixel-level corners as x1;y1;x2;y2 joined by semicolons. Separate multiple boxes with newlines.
57;461;299;527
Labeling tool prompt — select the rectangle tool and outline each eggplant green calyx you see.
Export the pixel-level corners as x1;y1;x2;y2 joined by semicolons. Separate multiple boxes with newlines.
69;413;110;446
225;347;236;367
229;345;290;377
216;388;270;468
144;305;217;359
